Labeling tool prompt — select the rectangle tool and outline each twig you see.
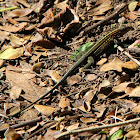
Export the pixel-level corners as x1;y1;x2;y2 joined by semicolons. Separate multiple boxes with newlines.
0;117;43;134
25;121;56;139
80;3;128;35
54;117;140;139
117;46;140;66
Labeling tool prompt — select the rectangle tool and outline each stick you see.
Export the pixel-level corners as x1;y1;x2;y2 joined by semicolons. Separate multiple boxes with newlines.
117;46;140;66
0;117;42;134
80;3;128;35
55;117;140;139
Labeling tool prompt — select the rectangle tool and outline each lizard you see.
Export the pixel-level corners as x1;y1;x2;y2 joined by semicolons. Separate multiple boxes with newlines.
8;25;132;117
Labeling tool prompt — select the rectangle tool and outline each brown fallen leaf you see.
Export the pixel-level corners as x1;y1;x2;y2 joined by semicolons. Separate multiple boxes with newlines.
41;8;54;24
125;83;136;95
100;57;123;72
116;74;130;85
112;82;131;93
66;123;79;131
0;22;27;32
80;117;96;123
6;67;47;102
88;3;113;16
34;39;55;50
100;57;139;72
32;62;44;73
121;61;139;71
20;109;38;121
59;96;70;108
44;129;60;140
125;12;138;21
34;105;56;116
9;35;26;45
4;103;20;116
99;80;111;91
132;105;140;113
4;127;21;140
10;86;22;100
129;86;140;97
8;8;33;17
85;74;97;81
96;58;107;65
125;129;140;139
67;75;81;85
42;70;62;83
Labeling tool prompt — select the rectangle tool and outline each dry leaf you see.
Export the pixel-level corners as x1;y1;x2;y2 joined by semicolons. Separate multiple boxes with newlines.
32;62;44;73
112;82;131;92
85;74;97;81
8;8;33;17
129;86;140;97
0;22;27;32
100;57;138;72
66;123;79;131
125;129;140;139
100;57;123;72
96;58;107;65
128;1;138;11
10;86;22;100
88;3;113;16
125;83;136;95
0;123;10;130
0;47;24;59
6;68;47;102
34;39;55;50
59;96;70;108
4;103;20;116
121;61;139;71
80;117;96;123
99;80;110;90
4;127;21;140
132;105;140;113
116;74;130;85
9;34;26;45
42;70;62;83
83;90;95;102
20;109;38;121
34;105;56;116
67;75;81;85
125;12;138;21
92;15;105;20
44;129;60;140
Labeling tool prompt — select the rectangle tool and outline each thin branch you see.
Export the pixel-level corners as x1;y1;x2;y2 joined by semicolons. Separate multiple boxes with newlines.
80;3;128;35
55;117;140;139
117;46;140;66
0;117;43;134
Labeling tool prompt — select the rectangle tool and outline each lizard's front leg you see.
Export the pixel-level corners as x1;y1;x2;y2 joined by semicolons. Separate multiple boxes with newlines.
79;56;94;72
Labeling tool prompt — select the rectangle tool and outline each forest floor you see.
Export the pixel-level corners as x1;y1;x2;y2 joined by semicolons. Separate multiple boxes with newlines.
0;0;140;140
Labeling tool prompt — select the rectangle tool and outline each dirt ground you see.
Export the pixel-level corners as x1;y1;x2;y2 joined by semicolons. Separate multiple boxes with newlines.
0;0;140;140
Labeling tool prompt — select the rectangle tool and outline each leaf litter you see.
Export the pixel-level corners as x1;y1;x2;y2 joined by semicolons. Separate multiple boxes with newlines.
0;0;139;140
